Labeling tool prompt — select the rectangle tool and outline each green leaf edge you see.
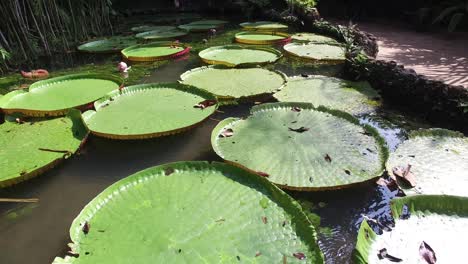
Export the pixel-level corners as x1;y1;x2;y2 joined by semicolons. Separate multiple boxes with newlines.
0;109;89;188
354;195;468;263
211;102;389;190
82;82;218;140
55;161;325;263
198;45;283;67
408;128;465;139
0;73;123;117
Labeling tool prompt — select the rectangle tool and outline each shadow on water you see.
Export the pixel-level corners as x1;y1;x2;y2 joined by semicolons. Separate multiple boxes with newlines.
0;17;438;264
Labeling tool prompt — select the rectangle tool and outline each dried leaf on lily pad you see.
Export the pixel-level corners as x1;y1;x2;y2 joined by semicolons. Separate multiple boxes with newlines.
386;129;468;196
194;99;217;109
355;195;468;264
288;126;309;133
219;128;234;138
211;102;388;190
419;241;437;264
293;252;306;260
377;248;402;262
392;164;416;187
52;162;324;263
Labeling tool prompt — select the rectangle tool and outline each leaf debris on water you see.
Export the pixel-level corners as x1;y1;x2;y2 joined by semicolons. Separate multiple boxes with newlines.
324;154;332;163
261;216;268;224
255;252;262;257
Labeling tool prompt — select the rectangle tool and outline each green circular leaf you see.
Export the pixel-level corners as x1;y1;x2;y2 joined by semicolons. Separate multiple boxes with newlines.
284;43;345;62
273;75;381;115
235;32;291;45
355;195;468;263
0;74;122;117
211;103;388;190
131;25;176;33
82;83;217;139
135;29;188;40
77;36;138;53
386;129;468;196
53;161;324;264
0;110;88;187
178;23;221;32
198;45;282;67
180;66;286;100
291;33;339;44
240;21;288;30
121;41;190;62
188;19;228;25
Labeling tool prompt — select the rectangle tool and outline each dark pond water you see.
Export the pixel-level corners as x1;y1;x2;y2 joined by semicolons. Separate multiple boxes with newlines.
0;16;433;264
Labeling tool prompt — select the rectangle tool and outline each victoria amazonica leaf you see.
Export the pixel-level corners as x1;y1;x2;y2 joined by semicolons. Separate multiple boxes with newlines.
211;103;388;190
52;161;324;264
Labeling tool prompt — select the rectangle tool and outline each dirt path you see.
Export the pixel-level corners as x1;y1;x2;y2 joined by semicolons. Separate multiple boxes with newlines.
355;22;468;88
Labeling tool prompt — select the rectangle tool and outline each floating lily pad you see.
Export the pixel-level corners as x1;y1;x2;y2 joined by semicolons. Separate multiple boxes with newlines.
131;25;176;33
188;19;228;25
284;43;345;62
0;74;122;117
355;195;468;263
211;103;388;190
82;83;217;139
77;36;138;53
179;23;222;32
52;161;324;264
291;33;339;44
135;29;188;40
121;41;190;62
0;110;88;188
386;129;468;196
240;21;288;31
273;75;381;115
198;45;282;67
180;66;286;100
235;32;291;45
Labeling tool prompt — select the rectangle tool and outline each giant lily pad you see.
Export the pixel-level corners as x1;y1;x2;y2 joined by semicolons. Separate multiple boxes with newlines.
180;66;286;100
135;28;188;40
0;74;122;117
0;110;88;188
273;75;381;115
188;19;228;25
355;195;468;263
52;161;324;263
211;103;388;190
77;36;138;53
82;83;217;139
284;43;345;62
240;21;288;31
198;45;282;67
291;33;340;44
235;32;291;45
178;21;223;32
131;25;176;33
121;41;190;62
386;129;468;196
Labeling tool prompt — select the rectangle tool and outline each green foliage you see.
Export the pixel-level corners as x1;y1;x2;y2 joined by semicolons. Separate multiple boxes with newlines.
433;0;468;32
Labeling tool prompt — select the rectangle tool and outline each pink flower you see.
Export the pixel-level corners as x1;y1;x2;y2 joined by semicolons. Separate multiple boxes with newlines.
117;61;130;73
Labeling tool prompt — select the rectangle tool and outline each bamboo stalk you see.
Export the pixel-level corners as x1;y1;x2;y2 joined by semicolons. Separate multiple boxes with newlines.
0;198;39;203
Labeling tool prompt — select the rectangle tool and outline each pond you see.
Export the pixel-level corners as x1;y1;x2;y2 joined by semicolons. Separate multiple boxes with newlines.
0;15;439;264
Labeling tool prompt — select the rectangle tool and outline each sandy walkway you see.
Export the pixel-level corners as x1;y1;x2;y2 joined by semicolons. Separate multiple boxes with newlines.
355;22;468;88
